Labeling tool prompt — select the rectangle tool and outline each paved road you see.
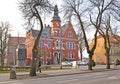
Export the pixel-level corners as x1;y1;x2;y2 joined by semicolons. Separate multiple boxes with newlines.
1;69;120;84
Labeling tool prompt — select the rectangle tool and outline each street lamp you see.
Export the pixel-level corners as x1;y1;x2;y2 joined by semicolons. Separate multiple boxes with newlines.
59;25;62;69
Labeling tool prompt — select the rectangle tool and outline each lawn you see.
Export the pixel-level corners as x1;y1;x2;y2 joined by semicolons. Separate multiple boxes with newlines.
0;67;70;74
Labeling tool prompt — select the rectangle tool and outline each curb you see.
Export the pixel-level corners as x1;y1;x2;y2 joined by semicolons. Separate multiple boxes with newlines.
39;68;120;78
16;68;120;80
0;67;119;82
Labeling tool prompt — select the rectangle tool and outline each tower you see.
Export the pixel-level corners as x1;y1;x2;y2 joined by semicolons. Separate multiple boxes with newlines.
51;5;61;37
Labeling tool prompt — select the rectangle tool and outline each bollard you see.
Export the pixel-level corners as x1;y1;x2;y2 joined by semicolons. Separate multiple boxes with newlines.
10;67;17;79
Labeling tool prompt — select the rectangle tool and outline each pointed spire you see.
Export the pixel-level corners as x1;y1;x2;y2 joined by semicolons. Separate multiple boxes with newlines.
52;5;60;21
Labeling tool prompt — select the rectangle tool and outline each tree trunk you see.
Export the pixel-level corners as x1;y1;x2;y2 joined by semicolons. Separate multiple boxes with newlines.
30;49;38;76
1;55;4;66
0;54;4;66
80;48;83;61
88;54;92;70
106;49;110;69
29;6;43;76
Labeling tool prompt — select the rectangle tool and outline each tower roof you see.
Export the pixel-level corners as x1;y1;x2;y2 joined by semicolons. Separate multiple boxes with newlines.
52;5;60;21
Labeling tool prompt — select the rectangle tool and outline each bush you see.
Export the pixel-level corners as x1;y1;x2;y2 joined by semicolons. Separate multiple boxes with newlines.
115;59;120;65
87;60;96;67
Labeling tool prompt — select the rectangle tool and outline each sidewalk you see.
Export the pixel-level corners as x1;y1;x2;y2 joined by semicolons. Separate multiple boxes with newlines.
0;65;120;82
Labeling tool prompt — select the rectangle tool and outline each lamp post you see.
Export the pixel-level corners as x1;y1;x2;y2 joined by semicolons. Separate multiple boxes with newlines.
59;25;62;69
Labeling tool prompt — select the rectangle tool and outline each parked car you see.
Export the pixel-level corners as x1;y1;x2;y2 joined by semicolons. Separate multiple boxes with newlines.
100;62;106;65
62;61;72;66
77;61;87;66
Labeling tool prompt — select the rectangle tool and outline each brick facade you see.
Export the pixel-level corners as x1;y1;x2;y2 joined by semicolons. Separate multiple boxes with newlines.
5;36;25;66
25;5;79;66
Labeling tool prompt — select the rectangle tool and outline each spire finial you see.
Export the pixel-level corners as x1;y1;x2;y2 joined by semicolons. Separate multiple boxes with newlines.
54;5;58;16
52;5;60;21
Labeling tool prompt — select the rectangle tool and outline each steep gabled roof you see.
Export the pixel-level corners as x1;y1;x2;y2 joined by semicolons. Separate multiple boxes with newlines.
61;23;68;35
61;21;77;39
31;25;52;39
61;21;75;34
97;35;120;43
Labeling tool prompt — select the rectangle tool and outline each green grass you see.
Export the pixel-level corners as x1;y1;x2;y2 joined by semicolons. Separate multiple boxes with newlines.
0;69;30;74
42;67;70;71
0;68;70;74
0;70;11;73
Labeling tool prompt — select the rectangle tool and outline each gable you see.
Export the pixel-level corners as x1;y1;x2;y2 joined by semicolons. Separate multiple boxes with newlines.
62;22;77;39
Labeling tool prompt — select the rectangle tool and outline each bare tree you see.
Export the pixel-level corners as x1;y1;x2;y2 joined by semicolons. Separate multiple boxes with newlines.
0;21;9;66
98;16;111;69
109;0;120;39
89;0;120;69
78;30;85;61
19;0;53;76
62;0;99;70
110;1;120;22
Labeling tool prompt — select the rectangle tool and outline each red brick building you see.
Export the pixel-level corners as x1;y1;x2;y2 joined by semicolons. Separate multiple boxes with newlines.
5;36;25;66
25;5;79;65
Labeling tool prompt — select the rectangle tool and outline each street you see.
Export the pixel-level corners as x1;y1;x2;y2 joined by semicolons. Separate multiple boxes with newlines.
1;69;120;84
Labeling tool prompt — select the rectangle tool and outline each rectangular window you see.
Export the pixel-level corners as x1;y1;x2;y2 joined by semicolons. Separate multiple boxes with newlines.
68;53;74;59
56;41;59;47
72;43;74;49
47;42;51;48
68;31;72;38
66;42;74;49
66;42;69;49
40;42;44;48
56;40;61;48
70;43;72;49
